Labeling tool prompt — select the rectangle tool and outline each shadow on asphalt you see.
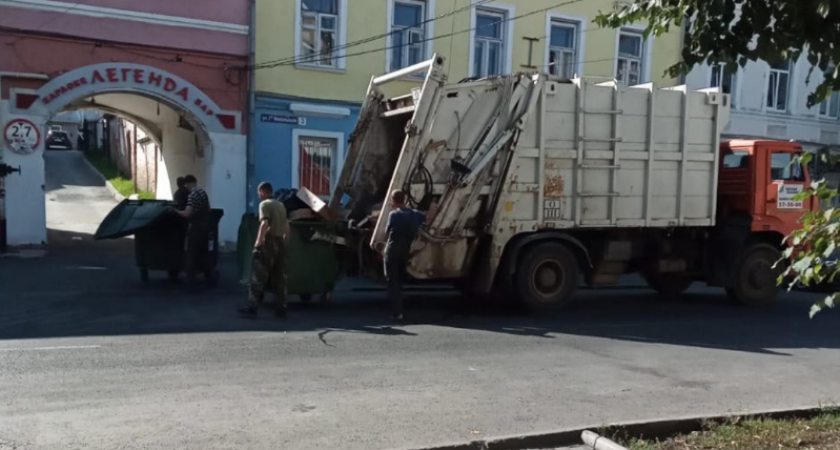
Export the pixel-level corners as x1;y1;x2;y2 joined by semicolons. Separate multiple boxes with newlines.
2;228;840;356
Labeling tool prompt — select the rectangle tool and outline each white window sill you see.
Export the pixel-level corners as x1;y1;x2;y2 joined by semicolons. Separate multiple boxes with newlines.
765;108;789;115
294;63;347;74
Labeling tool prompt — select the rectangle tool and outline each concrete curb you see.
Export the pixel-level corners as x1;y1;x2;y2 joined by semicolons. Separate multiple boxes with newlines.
388;406;826;450
75;150;126;203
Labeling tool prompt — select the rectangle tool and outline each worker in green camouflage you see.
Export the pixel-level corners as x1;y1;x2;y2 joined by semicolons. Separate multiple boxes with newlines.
239;182;290;319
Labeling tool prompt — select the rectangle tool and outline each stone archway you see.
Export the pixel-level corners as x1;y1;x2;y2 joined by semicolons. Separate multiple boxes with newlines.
2;63;246;246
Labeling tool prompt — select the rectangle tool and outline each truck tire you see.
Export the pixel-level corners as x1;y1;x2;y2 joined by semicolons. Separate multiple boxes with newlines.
644;273;693;297
514;242;578;310
729;244;782;307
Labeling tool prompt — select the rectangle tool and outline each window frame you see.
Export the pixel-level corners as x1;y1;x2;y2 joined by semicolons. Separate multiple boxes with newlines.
544;13;585;79
710;63;738;108
722;151;750;169
770;152;805;182
294;0;349;72
766;60;792;113
291;128;346;198
819;91;840;120
386;0;435;74
469;3;515;78
614;28;651;86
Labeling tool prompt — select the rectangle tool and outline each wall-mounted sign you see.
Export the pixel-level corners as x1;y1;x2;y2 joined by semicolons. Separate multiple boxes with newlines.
29;63;240;133
778;184;804;209
4;119;40;155
261;114;306;126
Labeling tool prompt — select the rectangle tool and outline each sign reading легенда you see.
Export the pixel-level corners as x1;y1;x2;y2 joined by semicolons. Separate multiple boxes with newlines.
778;184;804;209
40;67;217;117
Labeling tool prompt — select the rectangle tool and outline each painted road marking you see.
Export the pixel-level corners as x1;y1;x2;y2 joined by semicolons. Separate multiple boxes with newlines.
0;345;102;352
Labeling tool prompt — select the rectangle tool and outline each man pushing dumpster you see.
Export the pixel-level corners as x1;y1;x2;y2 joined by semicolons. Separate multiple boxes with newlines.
175;174;212;286
239;181;290;319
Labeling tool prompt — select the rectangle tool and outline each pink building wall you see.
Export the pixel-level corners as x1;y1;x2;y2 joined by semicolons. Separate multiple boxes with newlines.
0;34;247;117
0;0;250;128
0;0;248;56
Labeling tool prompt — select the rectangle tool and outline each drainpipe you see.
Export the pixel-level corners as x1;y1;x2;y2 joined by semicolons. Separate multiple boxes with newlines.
245;0;257;211
0;71;49;253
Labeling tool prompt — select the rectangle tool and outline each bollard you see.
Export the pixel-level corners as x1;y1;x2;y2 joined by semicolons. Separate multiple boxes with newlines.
581;430;629;450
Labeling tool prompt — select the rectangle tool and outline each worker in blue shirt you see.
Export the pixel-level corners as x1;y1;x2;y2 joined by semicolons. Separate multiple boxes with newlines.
384;190;436;321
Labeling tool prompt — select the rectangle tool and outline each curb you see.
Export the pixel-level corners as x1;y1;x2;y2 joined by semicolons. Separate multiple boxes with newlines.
388;406;826;450
76;150;126;203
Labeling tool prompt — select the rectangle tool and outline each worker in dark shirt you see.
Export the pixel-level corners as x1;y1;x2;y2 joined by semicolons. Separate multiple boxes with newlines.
383;190;435;321
175;174;211;286
173;176;190;210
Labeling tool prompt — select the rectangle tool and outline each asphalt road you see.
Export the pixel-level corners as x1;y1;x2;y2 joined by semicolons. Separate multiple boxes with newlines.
2;151;840;450
44;150;118;239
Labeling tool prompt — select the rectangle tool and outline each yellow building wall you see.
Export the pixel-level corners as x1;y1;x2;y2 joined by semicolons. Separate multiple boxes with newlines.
255;0;682;103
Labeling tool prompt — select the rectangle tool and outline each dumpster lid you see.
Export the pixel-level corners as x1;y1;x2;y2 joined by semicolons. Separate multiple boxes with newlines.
94;199;173;240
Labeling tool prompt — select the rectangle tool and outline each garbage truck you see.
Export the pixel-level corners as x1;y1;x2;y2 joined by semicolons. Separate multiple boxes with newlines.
318;54;818;310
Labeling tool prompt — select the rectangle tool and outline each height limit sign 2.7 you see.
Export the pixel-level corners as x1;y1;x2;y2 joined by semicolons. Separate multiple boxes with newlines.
4;119;40;155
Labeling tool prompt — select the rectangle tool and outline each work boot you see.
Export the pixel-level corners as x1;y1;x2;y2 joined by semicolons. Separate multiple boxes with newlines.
238;307;258;319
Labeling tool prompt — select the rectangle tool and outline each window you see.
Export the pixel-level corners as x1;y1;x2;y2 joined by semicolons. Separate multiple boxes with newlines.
390;0;427;71
766;60;791;112
771;153;805;182
548;20;578;78
297;136;338;196
722;152;750;169
299;0;339;68
473;8;507;78
820;92;840;119
711;63;737;106
616;30;644;86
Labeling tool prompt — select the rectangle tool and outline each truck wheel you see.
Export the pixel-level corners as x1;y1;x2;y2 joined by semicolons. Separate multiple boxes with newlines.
644;273;693;297
515;242;578;310
730;244;782;307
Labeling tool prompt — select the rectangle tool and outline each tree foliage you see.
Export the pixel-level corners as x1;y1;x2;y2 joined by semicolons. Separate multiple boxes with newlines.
595;0;840;107
781;151;840;317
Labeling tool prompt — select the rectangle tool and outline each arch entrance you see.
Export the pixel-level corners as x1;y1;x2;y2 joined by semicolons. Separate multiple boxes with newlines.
2;63;246;247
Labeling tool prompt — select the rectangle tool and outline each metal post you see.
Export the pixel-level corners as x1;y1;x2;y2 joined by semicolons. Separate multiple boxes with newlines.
245;0;257;211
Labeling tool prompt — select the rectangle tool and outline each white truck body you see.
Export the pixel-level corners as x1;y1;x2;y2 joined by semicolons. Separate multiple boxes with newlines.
331;55;731;287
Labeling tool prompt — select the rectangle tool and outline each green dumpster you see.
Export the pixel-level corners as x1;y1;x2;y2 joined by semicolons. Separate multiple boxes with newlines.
96;199;224;284
237;213;347;300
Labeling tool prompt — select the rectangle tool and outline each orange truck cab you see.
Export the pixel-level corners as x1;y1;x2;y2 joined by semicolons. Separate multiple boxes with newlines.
707;140;819;304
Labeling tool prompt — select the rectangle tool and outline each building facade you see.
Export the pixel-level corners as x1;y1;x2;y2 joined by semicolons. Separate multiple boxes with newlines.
0;0;250;246
252;0;684;205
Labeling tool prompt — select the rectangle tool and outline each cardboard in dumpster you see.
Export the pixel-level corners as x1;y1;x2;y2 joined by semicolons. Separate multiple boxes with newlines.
295;187;337;221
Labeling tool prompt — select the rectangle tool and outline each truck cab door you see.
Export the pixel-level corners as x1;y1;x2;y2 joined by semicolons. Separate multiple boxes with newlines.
759;148;812;236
